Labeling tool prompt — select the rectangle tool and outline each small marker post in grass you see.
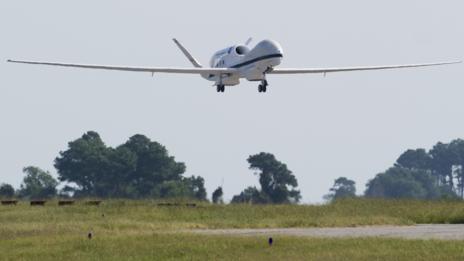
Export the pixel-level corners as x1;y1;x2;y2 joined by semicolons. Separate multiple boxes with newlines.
268;237;273;246
58;200;75;206
30;200;46;206
1;200;17;205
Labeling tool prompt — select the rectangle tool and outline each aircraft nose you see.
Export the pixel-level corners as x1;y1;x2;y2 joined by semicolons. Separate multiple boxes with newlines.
256;40;283;56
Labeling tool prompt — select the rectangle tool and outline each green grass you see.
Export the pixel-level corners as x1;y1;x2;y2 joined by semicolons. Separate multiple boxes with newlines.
2;198;464;260
4;198;464;232
2;233;464;261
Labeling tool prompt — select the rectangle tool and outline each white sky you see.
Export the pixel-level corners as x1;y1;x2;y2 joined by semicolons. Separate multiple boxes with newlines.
0;0;463;202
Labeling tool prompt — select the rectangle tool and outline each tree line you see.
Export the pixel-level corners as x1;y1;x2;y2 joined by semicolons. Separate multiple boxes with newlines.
326;139;464;201
2;132;464;203
0;131;301;203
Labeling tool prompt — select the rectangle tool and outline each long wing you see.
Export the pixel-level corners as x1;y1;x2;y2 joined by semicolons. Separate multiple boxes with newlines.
7;59;236;75
269;61;461;74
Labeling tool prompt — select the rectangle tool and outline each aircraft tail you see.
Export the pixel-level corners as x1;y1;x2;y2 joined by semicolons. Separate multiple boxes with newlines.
172;39;202;68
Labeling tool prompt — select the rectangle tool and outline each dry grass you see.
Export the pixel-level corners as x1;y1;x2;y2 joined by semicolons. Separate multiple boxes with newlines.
2;233;464;261
1;198;464;260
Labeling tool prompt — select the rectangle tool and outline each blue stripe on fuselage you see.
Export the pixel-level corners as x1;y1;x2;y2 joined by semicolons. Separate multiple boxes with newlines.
230;54;283;69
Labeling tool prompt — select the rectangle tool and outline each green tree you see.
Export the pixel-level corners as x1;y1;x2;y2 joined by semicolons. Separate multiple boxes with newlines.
183;176;207;201
55;131;206;200
376;139;464;199
232;153;301;204
99;146;137;198
151;176;207;200
248;152;301;203
54;131;110;197
119;134;187;198
0;183;15;198
429;142;457;189
212;186;223;204
231;186;263;204
19;166;58;199
325;177;356;201
155;180;187;198
365;167;440;199
395;142;462;198
396;149;432;170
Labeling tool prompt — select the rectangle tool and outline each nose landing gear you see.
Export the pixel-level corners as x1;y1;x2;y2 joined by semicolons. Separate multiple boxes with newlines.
258;80;268;93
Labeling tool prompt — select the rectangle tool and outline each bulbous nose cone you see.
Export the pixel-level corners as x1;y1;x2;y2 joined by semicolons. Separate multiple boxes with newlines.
255;40;283;56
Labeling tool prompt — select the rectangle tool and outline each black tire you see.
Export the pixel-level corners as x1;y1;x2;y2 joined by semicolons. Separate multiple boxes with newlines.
258;85;262;92
262;85;267;92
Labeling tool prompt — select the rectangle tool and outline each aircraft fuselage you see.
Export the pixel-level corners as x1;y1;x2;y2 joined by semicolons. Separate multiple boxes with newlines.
204;40;283;86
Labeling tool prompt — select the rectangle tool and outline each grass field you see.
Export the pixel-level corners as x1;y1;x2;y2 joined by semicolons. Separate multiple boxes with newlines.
1;198;464;260
2;233;464;261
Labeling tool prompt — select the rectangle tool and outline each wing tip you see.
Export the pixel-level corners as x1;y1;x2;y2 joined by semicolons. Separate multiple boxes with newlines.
448;60;462;64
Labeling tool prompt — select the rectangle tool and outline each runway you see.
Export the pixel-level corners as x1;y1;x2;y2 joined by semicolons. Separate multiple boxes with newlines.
190;224;464;240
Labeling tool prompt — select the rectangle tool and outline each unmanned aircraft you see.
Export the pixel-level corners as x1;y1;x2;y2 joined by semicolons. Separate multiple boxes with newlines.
7;38;461;93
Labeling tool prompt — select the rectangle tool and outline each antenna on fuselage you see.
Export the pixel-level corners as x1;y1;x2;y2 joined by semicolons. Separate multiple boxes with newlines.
245;37;253;46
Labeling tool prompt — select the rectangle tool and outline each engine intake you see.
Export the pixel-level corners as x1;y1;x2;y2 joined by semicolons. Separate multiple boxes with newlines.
235;45;250;55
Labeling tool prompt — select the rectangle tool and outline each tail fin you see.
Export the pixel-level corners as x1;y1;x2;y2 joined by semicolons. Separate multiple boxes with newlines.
172;38;202;68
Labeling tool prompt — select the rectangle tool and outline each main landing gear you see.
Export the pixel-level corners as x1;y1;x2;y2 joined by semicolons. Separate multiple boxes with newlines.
216;84;225;92
258;80;268;93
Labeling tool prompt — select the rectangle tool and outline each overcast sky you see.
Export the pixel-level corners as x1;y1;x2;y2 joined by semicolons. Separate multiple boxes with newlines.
1;1;463;202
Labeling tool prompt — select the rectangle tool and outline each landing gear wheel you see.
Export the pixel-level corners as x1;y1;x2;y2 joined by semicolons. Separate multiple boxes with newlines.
217;85;225;92
258;80;268;93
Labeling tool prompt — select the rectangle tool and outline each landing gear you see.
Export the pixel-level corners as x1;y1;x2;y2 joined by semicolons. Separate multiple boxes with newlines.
216;85;225;92
258;80;268;93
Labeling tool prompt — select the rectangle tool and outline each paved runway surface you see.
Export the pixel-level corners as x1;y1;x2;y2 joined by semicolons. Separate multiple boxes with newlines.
191;224;464;240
